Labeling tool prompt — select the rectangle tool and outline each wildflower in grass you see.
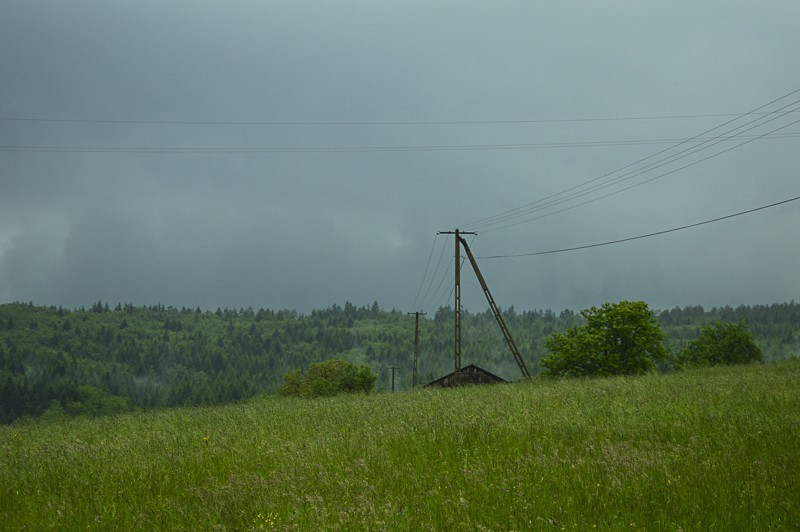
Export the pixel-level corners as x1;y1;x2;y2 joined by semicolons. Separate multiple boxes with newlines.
252;511;277;530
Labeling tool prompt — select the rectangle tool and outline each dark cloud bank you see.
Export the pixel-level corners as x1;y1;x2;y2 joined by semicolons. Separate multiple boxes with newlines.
1;1;799;313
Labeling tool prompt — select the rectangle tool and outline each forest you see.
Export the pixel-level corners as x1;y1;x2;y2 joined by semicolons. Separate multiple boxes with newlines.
1;300;798;424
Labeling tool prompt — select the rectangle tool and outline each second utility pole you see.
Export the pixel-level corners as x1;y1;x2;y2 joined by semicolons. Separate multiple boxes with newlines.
408;311;426;387
388;366;399;392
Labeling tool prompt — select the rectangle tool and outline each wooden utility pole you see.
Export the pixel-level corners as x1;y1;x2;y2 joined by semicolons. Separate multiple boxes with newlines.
388;366;399;392
437;229;476;383
408;311;426;387
436;229;531;380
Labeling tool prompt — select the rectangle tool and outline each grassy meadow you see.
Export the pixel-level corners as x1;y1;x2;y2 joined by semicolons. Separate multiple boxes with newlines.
2;360;799;530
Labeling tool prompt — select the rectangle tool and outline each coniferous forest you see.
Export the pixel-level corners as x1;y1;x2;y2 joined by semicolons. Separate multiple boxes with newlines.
1;300;798;424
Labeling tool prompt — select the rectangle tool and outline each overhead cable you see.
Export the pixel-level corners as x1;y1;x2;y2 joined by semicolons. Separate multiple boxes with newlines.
476;113;800;233
464;95;800;231
2;110;798;127
477;194;800;259
420;240;453;312
1;132;796;155
426;234;476;312
462;88;800;231
411;235;439;311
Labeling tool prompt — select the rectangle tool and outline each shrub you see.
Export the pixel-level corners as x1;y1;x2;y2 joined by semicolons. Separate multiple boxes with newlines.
66;386;129;417
278;359;376;398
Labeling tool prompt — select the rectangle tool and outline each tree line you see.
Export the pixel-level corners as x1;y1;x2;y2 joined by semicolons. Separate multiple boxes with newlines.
1;300;798;423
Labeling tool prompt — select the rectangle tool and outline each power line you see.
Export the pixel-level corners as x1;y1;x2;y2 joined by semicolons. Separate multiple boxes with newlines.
462;88;800;231
465;93;800;230
421;242;453;311
426;234;476;312
2;110;797;127
0;132;795;155
476;112;800;233
477;194;800;259
433;257;464;312
411;235;439;311
416;236;449;311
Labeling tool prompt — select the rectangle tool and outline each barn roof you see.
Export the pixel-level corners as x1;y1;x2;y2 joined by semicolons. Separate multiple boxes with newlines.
425;364;508;388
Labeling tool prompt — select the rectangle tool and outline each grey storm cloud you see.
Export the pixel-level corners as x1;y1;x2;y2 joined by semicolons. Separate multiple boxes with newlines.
1;1;799;313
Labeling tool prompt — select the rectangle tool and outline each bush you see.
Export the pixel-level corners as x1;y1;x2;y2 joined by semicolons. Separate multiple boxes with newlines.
66;386;129;417
677;322;762;368
278;359;376;398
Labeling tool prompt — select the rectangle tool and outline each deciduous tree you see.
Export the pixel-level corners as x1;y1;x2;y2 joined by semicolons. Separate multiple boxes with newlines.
677;321;762;367
542;301;667;377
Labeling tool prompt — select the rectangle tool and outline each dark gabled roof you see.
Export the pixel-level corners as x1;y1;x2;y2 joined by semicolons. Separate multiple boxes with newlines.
425;364;508;388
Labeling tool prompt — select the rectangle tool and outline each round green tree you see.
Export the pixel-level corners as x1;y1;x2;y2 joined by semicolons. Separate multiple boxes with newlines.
542;301;668;377
677;321;762;367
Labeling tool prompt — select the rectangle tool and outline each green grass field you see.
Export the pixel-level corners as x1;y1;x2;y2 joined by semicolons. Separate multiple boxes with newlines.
2;361;799;530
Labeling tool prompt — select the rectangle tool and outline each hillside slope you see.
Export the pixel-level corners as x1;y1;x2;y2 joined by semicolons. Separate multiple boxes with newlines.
2;360;799;529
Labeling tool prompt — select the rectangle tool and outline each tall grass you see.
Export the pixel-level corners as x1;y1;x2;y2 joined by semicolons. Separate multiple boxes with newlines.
2;360;799;530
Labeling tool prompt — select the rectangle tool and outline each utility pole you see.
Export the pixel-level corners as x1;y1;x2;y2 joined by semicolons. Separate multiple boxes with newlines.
437;229;476;384
408;311;426;387
388;366;400;392
436;229;531;380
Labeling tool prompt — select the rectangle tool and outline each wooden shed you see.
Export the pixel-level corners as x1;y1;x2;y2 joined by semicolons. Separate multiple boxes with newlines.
425;364;508;388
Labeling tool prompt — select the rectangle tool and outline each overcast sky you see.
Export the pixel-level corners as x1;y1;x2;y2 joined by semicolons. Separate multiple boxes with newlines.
1;1;799;314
